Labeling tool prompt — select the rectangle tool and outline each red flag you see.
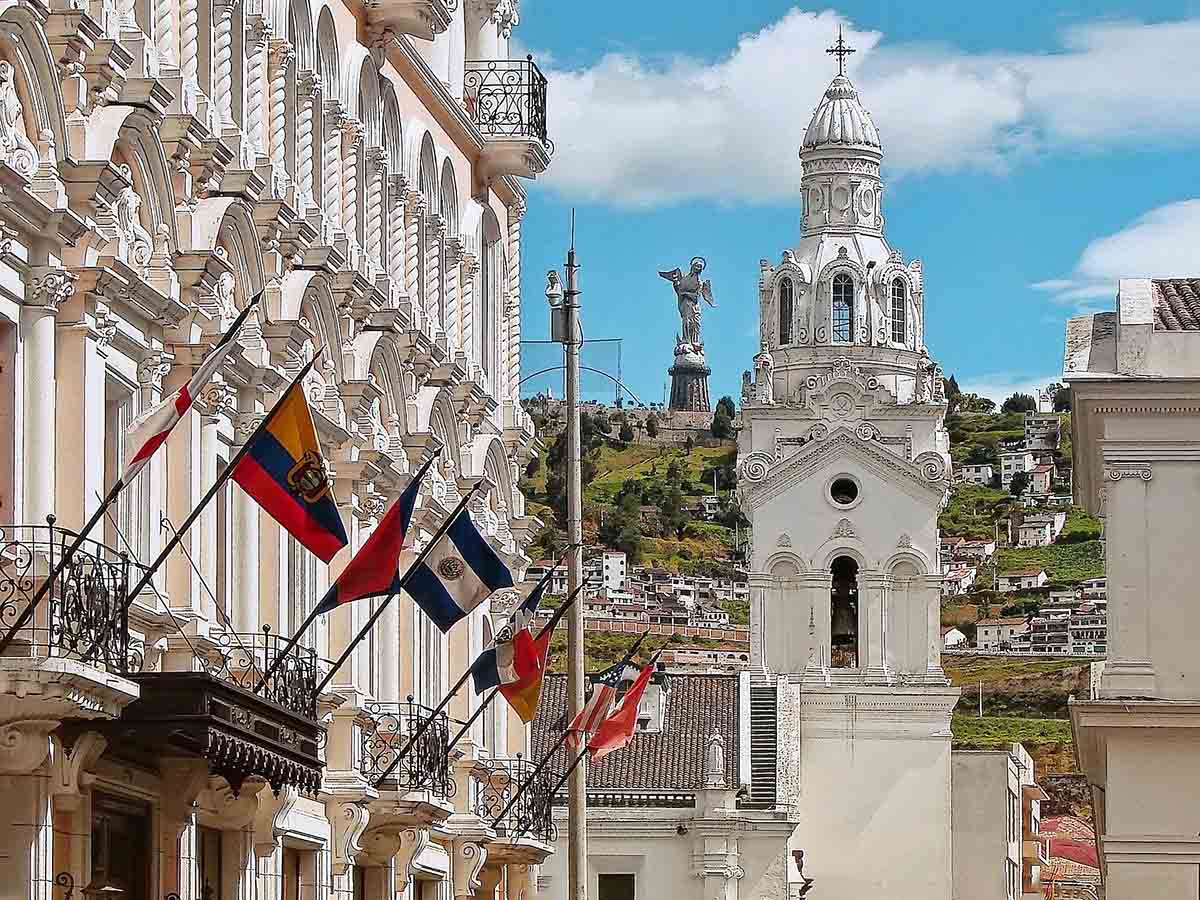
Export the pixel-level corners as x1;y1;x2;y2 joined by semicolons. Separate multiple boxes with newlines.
499;628;552;723
588;653;660;763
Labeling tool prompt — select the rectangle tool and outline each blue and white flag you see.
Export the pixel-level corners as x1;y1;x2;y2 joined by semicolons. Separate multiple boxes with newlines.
405;509;514;633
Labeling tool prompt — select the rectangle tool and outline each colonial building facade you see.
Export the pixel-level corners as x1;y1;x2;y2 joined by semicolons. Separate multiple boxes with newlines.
0;1;550;898
737;62;959;898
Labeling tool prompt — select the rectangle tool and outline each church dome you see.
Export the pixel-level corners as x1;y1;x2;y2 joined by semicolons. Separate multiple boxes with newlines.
802;75;881;152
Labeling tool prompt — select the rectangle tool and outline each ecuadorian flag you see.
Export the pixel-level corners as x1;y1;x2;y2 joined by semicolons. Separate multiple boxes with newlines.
232;383;348;563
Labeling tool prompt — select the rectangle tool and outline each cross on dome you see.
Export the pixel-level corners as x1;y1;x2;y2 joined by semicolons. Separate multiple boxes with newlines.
826;26;856;76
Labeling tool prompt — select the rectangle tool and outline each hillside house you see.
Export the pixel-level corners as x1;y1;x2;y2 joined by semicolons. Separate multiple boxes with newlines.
527;559;570;595
1025;411;1063;450
960;463;996;486
957;540;998;562
943;566;978;596
1029;464;1055;496
1000;450;1036;488
998;569;1049;592
976;617;1030;649
1080;578;1107;601
942;627;968;649
940;537;966;568
1018;519;1054;548
602;550;628;591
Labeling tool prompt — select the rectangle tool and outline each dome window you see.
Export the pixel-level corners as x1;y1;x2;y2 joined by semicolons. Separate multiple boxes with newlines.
779;278;794;345
891;278;906;344
832;274;854;343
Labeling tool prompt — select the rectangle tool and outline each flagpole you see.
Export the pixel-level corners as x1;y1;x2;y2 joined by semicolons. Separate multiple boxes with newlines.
443;582;583;757
372;665;474;790
78;354;317;664
517;748;588;844
307;474;483;698
490;726;573;830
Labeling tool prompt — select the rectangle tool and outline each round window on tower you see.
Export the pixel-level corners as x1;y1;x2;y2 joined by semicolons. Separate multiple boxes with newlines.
828;475;861;509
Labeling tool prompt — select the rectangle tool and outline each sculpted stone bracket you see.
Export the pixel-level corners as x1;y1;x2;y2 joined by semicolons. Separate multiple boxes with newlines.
49;730;107;810
452;838;488;900
324;797;370;874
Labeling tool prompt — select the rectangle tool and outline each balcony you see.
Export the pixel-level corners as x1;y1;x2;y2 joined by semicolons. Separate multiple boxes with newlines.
360;698;456;826
205;627;320;720
464;56;553;184
473;756;556;861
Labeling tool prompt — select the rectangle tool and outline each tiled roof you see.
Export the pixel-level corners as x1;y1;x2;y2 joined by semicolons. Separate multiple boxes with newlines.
531;673;740;791
1152;278;1200;331
977;617;1028;626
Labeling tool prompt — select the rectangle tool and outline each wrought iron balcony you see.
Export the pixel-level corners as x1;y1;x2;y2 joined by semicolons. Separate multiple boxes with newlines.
0;521;139;673
474;755;557;847
206;627;319;720
360;698;455;797
464;56;553;183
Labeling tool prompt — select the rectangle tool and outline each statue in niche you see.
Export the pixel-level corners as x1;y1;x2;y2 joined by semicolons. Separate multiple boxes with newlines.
0;61;36;177
916;349;937;403
658;256;716;354
704;732;726;788
214;270;237;326
114;164;153;267
753;340;774;404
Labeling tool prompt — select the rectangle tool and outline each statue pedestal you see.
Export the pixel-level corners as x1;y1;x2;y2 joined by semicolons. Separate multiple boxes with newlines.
669;349;711;413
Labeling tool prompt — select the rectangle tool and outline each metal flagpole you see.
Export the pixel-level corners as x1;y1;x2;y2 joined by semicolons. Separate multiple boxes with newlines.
563;217;588;900
491;726;572;830
307;476;484;698
518;748;588;844
77;355;319;664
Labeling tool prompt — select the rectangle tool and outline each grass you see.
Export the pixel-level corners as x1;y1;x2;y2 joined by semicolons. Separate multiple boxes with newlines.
939;483;1013;539
951;715;1072;747
1060;506;1102;542
943;654;1085;688
995;541;1105;584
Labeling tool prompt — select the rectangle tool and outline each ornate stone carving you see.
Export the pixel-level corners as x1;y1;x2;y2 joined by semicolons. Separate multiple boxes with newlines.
753;341;774;404
806;356;880;396
704;732;727;788
50;731;107;810
0;720;57;774
137;351;172;390
913;451;948;483
739;451;772;484
0;61;37;178
112;165;153;268
326;799;369;876
855;422;880;441
1105;464;1152;482
254;785;300;857
777;533;792;548
831;518;855;539
452;839;488;899
26;268;77;310
897;533;913;549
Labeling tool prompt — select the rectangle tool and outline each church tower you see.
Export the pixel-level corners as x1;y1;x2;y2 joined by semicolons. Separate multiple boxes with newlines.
737;35;959;900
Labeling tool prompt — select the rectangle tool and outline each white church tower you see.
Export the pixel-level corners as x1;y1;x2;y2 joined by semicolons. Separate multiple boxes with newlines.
737;34;960;900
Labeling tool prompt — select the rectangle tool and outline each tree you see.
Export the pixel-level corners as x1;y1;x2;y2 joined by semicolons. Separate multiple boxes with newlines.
618;421;634;444
661;485;688;539
1009;470;1030;497
965;444;998;466
716;396;736;419
1053;386;1072;412
1001;392;1037;414
944;375;962;413
645;415;659;438
524;455;541;479
599;488;643;562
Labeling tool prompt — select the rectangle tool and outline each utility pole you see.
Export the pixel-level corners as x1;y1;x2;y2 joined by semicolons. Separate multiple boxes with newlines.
548;219;588;900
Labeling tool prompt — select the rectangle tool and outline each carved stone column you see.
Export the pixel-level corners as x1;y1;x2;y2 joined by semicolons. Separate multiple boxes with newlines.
341;118;364;250
212;0;237;131
21;268;74;526
0;726;56;900
403;190;426;314
505;199;525;399
234;410;264;633
460;252;479;360
244;18;270;166
859;571;892;681
295;72;320;213
425;213;446;331
179;0;201;100
1100;463;1157;697
323;101;347;237
137;351;172;563
386;174;407;292
364;148;386;274
444;237;465;351
154;0;176;68
922;574;945;679
267;40;294;195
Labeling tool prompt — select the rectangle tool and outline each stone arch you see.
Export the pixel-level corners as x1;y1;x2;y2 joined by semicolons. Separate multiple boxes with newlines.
417;131;438;212
815;257;866;346
0;6;64;173
352;56;381;146
818;543;868;572
287;0;315;72
764;551;805;577
427;389;460;464
215;206;267;309
885;549;929;577
381;81;402;173
315;6;339;98
439;159;459;236
366;338;410;441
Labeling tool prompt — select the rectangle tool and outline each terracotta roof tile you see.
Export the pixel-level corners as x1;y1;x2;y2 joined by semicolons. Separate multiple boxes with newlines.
531;673;740;791
1152;279;1200;331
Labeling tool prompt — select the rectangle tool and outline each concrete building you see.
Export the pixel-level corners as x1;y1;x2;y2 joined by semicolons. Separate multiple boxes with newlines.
998;569;1049;592
943;565;977;596
976;617;1030;650
942;626;968;649
1018;518;1054;547
1024;412;1062;451
1065;277;1200;898
737;57;959;899
1000;450;1036;489
961;463;996;485
952;744;1049;900
1029;464;1055;496
0;3;551;898
602;550;628;592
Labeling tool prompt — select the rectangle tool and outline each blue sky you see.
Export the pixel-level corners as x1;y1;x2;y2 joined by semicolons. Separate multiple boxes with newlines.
515;3;1200;406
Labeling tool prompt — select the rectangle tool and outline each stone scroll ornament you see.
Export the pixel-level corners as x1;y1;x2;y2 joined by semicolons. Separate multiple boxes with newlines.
0;62;37;178
659;256;716;354
913;451;948;482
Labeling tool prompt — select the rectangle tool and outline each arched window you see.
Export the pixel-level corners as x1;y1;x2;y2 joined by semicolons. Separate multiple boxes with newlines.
832;274;854;343
891;278;906;344
778;278;794;345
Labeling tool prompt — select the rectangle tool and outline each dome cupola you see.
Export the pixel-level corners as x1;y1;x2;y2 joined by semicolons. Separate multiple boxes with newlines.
802;75;881;152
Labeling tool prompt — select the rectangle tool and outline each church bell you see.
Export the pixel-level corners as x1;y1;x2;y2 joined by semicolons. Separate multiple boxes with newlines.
831;601;856;642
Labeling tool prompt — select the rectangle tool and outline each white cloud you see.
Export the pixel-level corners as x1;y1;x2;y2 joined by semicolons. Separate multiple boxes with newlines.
1033;199;1200;306
957;372;1060;406
538;11;1200;207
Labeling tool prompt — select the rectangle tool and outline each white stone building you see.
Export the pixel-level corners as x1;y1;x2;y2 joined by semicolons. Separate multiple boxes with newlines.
1000;451;1036;489
976;617;1030;650
998;569;1048;592
942;565;977;596
1028;464;1054;496
602;550;627;592
1065;277;1200;898
735;61;959;899
0;2;552;898
961;463;996;485
951;744;1048;900
1024;412;1062;451
1018;519;1053;547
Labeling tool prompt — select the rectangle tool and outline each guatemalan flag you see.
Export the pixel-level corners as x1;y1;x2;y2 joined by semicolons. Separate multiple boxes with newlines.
470;579;549;722
312;457;434;613
122;295;259;482
404;508;514;633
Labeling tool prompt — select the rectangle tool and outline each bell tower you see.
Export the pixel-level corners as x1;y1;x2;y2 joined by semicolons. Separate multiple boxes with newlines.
737;33;959;900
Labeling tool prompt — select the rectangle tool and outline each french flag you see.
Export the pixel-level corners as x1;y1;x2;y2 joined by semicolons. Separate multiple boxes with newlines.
404;509;514;633
123;297;259;482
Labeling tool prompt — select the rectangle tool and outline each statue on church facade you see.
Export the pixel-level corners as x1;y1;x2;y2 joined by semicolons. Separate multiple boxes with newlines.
659;256;716;353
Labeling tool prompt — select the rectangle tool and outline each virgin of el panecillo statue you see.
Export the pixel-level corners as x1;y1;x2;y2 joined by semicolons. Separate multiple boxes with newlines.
659;256;716;354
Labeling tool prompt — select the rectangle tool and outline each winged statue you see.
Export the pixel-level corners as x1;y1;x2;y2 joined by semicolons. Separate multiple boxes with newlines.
659;256;716;353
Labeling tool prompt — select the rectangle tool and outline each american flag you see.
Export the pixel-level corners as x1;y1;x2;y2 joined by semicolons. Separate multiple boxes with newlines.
565;631;648;751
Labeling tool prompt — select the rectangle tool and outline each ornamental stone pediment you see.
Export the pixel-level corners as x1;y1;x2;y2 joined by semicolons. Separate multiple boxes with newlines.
738;425;948;508
803;356;897;420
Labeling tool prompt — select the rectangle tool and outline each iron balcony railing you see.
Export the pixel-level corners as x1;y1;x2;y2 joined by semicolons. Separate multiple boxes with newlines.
463;56;551;149
360;698;455;797
474;755;557;845
206;626;320;720
0;521;139;673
